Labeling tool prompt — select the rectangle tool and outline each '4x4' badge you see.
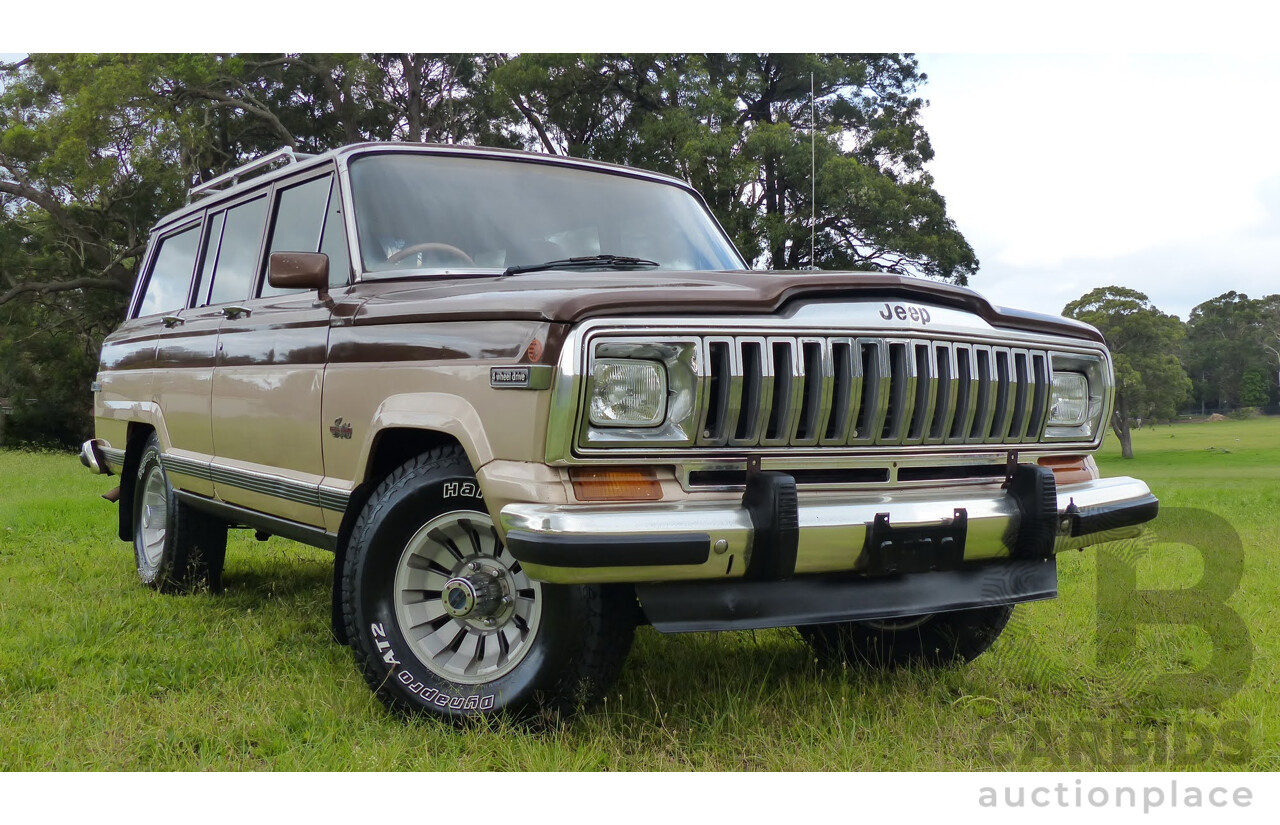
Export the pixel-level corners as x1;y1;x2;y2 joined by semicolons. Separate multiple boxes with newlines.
329;417;353;439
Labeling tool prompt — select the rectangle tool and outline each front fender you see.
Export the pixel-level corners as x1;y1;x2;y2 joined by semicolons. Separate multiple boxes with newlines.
364;392;496;475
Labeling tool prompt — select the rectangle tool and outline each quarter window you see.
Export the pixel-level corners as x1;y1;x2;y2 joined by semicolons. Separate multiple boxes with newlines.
137;225;200;317
206;196;268;306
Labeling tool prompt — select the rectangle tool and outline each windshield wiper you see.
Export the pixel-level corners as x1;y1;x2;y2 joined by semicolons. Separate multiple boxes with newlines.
503;254;661;277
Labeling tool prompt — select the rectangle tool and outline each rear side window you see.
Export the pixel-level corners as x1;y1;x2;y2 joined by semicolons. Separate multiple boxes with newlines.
206;196;268;306
261;175;332;297
137;225;200;317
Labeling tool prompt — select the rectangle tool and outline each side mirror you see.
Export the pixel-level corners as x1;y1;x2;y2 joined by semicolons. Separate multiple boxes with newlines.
268;252;330;293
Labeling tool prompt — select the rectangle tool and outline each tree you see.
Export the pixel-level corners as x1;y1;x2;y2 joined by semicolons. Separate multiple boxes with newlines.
1240;369;1270;407
1184;291;1273;411
1063;287;1191;459
1259;294;1280;404
489;53;978;281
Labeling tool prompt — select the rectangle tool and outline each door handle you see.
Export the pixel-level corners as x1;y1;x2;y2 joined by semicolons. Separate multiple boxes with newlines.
161;315;185;328
222;305;252;320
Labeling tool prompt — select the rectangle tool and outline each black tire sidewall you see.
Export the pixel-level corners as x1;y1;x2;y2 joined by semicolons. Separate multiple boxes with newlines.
345;455;588;718
804;604;1014;668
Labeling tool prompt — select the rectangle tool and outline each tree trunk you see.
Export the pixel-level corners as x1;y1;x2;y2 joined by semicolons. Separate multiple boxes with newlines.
405;54;423;142
763;155;785;268
1112;398;1134;459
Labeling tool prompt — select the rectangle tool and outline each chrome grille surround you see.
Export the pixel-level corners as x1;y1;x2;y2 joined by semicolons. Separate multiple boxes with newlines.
544;301;1114;464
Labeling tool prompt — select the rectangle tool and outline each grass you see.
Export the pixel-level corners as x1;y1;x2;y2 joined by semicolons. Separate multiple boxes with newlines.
2;418;1278;770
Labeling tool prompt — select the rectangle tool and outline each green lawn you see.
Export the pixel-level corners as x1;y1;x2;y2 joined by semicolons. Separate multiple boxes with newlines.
2;419;1277;770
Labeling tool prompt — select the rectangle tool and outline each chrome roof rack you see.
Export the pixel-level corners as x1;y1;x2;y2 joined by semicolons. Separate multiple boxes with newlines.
187;147;316;202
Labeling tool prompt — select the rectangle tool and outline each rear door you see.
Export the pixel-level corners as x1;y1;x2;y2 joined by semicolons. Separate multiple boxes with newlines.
209;170;338;526
149;212;226;496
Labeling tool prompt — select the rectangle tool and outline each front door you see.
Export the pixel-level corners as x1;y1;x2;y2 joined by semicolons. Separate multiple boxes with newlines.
207;170;340;527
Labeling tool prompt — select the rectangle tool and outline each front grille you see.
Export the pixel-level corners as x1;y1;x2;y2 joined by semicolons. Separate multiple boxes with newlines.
695;337;1051;449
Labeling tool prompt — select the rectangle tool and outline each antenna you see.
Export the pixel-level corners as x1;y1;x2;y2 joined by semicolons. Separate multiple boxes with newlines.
810;71;817;270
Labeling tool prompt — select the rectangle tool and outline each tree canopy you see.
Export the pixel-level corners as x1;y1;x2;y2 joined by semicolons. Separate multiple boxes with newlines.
1184;290;1279;411
1063;286;1193;458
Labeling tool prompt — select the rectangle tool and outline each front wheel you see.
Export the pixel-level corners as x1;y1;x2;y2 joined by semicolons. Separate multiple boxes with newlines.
341;446;636;720
798;605;1014;669
132;433;228;593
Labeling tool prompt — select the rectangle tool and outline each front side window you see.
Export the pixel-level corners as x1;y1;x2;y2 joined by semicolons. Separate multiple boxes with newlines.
261;175;333;297
206;196;268;306
137;224;200;317
349;153;744;278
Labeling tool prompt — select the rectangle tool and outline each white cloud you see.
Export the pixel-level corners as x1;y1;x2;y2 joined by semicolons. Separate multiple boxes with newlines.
916;54;1280;316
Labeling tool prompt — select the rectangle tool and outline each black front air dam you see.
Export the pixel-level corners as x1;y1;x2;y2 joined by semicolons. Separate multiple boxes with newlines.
636;557;1057;634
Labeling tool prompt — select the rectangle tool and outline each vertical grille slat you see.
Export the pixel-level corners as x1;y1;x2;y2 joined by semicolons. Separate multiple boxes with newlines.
793;339;829;446
729;338;767;446
904;342;935;444
1026;352;1050;440
851;339;889;445
1010;350;1032;443
878;342;913;444
988;348;1016;443
927;343;957;443
821;338;859;444
762;340;792;444
675;333;1052;449
696;338;735;446
969;347;996;442
951;345;977;441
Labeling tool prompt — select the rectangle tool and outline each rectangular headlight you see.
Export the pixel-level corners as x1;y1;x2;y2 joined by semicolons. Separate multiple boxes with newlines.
589;359;667;427
1048;371;1090;426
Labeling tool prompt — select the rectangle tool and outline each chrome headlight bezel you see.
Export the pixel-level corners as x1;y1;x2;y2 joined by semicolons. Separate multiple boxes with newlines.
578;338;700;447
1042;352;1109;441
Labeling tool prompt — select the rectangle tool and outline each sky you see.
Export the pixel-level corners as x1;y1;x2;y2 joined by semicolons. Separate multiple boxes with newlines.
914;53;1280;320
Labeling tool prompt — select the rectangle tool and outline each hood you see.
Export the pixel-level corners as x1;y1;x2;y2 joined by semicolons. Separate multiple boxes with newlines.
346;269;1103;343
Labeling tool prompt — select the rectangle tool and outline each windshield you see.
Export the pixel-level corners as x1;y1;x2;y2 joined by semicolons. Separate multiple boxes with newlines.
348;153;744;277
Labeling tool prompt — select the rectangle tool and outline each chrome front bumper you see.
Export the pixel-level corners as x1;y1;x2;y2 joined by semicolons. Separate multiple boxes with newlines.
500;475;1157;584
79;438;110;475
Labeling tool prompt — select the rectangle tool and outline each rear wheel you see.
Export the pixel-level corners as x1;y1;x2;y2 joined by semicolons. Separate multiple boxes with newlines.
341;446;636;720
798;605;1014;668
132;433;228;593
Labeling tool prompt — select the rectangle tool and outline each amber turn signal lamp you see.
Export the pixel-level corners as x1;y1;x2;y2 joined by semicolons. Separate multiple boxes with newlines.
570;467;663;501
1037;455;1093;486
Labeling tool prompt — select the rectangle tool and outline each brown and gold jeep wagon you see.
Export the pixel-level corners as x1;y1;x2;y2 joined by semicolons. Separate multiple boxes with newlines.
80;142;1158;719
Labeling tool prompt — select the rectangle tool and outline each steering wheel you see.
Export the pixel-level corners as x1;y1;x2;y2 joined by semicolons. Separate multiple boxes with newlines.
386;242;475;266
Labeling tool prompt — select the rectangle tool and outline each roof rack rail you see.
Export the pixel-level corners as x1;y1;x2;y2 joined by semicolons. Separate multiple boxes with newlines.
187;148;316;202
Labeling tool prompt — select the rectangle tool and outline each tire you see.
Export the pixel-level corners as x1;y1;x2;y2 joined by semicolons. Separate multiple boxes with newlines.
798;605;1014;669
132;433;228;593
341;446;636;720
